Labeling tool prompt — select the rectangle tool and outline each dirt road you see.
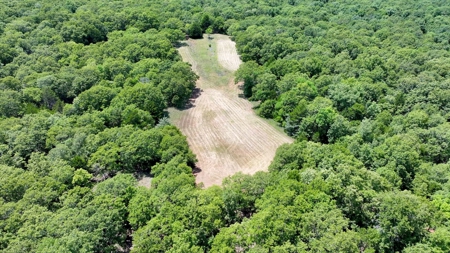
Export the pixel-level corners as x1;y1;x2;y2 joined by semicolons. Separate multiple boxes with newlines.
169;34;293;187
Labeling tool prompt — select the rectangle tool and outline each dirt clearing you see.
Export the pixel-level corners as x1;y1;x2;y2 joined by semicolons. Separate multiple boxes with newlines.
170;34;293;187
217;38;242;71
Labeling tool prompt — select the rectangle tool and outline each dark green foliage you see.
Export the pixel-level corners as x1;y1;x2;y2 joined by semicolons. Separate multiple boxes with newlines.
200;14;212;32
258;99;276;118
0;90;23;117
111;83;166;122
376;191;433;251
157;61;198;107
0;1;201;251
60;12;107;45
235;61;265;98
0;43;17;64
0;76;21;91
1;0;450;252
188;22;203;39
129;11;160;32
73;85;117;114
224;5;450;250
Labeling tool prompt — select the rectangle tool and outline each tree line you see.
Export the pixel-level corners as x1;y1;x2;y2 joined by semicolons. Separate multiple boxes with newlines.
1;0;450;252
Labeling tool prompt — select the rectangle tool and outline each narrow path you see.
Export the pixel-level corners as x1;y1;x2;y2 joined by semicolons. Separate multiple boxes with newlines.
169;34;293;187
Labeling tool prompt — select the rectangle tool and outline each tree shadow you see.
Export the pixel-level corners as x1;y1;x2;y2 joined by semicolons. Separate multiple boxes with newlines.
192;166;202;175
178;87;203;111
134;170;153;180
236;84;247;98
162;110;170;118
174;41;188;48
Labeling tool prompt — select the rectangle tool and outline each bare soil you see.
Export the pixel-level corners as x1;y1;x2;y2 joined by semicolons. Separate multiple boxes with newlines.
135;172;152;188
217;38;242;71
170;34;293;187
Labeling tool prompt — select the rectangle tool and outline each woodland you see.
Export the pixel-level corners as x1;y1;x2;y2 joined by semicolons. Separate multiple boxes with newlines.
1;0;450;252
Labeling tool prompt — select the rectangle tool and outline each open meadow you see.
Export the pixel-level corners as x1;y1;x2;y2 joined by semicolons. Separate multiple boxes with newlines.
169;34;293;187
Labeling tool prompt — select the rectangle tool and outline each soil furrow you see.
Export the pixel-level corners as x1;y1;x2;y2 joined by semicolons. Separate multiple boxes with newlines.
170;34;293;187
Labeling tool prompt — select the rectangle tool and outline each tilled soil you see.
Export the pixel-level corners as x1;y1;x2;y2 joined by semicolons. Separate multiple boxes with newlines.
171;34;293;187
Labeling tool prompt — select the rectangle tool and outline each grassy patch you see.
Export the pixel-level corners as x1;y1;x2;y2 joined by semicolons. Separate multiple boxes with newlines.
185;35;235;88
167;107;183;125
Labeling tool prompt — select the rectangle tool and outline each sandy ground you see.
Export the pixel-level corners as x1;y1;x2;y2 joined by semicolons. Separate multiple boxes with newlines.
136;172;152;188
171;34;293;187
137;176;151;188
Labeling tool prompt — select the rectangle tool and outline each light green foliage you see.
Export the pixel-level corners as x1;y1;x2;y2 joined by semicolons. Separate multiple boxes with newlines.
235;61;266;98
222;172;272;224
0;1;202;251
73;85;117;114
111;83;166;122
0;90;23;117
0;76;21;91
375;191;433;251
257;99;276;118
0;165;33;202
60;11;107;45
22;87;43;104
128;187;154;230
72;169;92;186
131;155;217;252
252;73;277;102
211;180;362;252
121;104;155;128
85;125;194;175
157;61;198;107
403;243;444;253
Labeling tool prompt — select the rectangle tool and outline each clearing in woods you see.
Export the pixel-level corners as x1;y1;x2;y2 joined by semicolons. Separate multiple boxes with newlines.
169;34;293;187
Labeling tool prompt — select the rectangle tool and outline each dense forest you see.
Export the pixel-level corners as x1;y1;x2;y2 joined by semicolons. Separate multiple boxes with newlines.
1;0;450;252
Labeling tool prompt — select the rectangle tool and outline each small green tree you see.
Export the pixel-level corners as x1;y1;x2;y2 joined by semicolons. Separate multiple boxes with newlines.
206;27;213;40
72;169;92;186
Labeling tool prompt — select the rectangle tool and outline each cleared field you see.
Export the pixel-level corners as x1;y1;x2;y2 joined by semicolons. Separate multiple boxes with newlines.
217;38;242;71
170;34;293;187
